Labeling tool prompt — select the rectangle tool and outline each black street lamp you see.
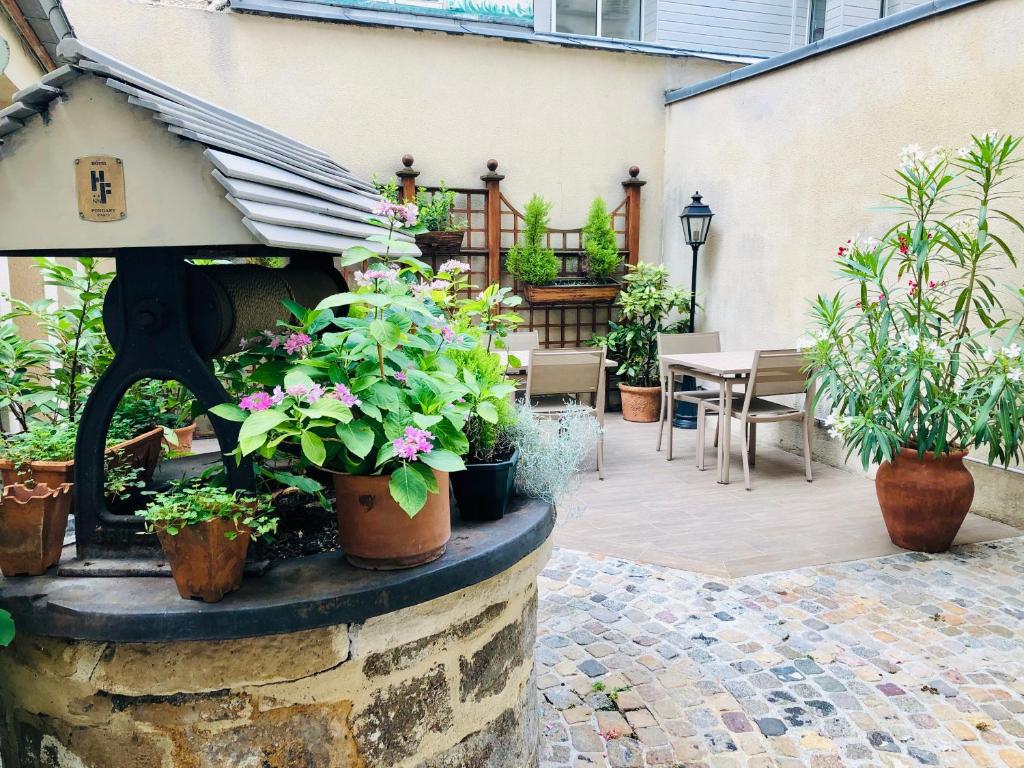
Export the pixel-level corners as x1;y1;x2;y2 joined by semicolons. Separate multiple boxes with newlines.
673;192;714;429
679;191;714;334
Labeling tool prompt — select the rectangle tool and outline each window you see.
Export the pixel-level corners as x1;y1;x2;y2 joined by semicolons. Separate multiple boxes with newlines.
807;0;826;42
554;0;641;40
879;0;887;17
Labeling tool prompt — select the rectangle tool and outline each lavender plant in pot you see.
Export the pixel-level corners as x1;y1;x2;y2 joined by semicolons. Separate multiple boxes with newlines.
802;131;1024;552
213;201;473;570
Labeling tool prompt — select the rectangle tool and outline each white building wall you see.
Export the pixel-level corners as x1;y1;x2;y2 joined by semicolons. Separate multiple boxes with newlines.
654;0;798;56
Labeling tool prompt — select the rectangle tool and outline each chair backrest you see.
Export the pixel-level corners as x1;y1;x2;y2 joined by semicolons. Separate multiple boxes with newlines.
526;348;606;400
657;332;721;381
746;349;810;400
504;331;541;352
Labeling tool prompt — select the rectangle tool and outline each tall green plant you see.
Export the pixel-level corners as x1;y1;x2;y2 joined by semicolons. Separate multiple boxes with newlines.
592;263;691;387
582;197;621;280
803;131;1024;467
506;195;559;286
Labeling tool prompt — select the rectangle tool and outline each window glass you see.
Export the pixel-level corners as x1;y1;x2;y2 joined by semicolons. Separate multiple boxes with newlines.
601;0;641;40
808;0;826;42
556;0;598;35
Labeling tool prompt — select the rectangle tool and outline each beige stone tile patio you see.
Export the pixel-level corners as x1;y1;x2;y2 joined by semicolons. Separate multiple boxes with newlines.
555;415;1021;577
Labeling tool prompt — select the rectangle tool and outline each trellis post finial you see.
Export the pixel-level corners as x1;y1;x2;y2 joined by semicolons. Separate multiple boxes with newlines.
396;154;420;202
480;160;504;284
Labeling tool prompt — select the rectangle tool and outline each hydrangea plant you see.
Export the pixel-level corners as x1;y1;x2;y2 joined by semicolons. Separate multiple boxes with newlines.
802;131;1024;467
212;201;472;516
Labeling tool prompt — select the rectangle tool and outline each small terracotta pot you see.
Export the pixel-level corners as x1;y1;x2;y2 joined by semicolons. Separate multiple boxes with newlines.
0;483;73;576
875;447;975;553
156;517;251;603
619;384;662;423
162;422;198;453
333;471;451;570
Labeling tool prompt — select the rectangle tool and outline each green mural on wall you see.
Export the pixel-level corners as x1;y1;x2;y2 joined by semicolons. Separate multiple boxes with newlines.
0;35;10;75
306;0;534;25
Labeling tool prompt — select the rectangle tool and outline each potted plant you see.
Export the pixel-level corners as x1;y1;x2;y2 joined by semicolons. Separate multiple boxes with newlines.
155;381;199;453
802;131;1024;553
0;482;72;576
582;196;624;286
414;183;467;259
137;485;278;602
592;263;691;422
213;200;471;570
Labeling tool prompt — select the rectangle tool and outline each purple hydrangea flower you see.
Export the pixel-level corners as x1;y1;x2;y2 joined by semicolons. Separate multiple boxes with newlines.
394;371;408;383
333;383;361;408
393;426;434;460
239;392;273;412
284;332;312;355
438;260;470;274
270;386;286;406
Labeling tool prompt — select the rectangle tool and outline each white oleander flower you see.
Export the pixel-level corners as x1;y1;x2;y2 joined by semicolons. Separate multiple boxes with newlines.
1008;368;1024;383
1002;344;1021;360
950;215;977;238
904;333;920;349
898;143;925;170
983;348;997;364
927;340;948;361
956;145;972;159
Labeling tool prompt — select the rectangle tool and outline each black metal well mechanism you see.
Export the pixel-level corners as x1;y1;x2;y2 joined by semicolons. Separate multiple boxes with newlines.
71;249;345;561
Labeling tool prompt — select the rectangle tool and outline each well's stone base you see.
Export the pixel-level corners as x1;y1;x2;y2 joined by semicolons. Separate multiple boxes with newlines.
0;542;550;768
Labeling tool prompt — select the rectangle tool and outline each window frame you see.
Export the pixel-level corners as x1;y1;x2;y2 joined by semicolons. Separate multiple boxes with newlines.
551;0;643;41
806;0;826;43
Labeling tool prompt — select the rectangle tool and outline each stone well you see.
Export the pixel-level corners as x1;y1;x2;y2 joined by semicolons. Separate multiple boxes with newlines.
0;500;553;768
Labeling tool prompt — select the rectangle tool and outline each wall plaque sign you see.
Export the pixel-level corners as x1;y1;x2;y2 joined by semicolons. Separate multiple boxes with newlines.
75;156;127;222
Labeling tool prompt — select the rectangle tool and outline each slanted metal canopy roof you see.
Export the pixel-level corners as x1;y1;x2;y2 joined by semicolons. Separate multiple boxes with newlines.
0;39;414;255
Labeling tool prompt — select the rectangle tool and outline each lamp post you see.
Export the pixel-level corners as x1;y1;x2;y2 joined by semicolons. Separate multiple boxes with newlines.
673;192;714;428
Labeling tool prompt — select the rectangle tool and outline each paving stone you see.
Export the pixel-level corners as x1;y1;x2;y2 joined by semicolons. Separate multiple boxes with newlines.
577;659;607;678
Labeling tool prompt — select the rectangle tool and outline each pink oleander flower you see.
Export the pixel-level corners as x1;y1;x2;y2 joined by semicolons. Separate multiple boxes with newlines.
355;268;399;288
284;332;312;355
270;386;286;406
394;371;408;383
333;383;361;408
239;391;273;412
438;260;470;274
393;426;434;460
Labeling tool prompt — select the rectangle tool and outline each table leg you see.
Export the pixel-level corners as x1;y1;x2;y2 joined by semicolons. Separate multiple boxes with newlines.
666;366;676;461
719;378;733;484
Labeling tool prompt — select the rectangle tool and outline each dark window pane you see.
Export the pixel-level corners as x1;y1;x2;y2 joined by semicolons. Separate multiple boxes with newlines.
808;0;826;42
556;0;598;35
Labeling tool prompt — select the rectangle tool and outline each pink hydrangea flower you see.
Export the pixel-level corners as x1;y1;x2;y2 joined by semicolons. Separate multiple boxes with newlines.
286;384;309;399
371;200;419;227
239;391;273;412
393;426;434;460
284;332;312;355
394;371;408;383
429;279;451;291
441;326;455;343
270;386;286;406
438;260;470;274
263;330;283;350
355;268;399;288
307;383;325;404
333;383;361;408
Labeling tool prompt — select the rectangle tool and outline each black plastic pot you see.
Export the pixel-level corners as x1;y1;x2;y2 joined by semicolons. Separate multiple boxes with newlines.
452;449;520;522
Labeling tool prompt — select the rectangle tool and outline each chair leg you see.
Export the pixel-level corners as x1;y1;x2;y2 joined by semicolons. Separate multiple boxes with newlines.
656;391;666;452
667;397;674;462
598;433;605;480
748;423;757;468
802;414;813;483
696;404;705;470
741;419;752;491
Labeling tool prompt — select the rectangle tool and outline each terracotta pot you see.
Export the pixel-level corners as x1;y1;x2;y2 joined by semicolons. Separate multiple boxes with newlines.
156;517;251;603
162;422;198;453
333;470;451;570
0;426;164;489
875;447;975;553
619;384;662;423
0;483;73;576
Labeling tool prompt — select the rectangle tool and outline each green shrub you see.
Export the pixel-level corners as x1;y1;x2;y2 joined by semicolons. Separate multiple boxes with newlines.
582;197;621;280
506;195;559;286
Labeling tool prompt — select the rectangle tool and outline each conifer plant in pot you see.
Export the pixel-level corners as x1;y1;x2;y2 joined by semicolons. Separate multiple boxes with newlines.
802;131;1024;552
215;200;471;570
593;263;691;422
137;486;278;602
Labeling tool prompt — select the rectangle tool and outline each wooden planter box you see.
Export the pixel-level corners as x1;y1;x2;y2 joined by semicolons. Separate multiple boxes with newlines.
523;278;620;305
0;426;165;489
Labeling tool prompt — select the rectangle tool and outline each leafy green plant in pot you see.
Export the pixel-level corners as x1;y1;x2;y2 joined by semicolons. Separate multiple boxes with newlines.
802;131;1024;553
592;263;691;423
213;200;473;570
137;485;277;602
582;197;624;286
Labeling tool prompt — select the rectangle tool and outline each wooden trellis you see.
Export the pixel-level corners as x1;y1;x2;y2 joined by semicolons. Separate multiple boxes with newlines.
396;156;645;348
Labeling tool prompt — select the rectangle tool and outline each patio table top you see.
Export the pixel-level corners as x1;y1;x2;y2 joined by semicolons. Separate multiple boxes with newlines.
659;350;756;377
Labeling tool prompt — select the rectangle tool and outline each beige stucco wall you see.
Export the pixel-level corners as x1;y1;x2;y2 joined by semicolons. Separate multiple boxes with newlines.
0;11;43;108
0;75;253;251
61;0;737;261
661;0;1024;492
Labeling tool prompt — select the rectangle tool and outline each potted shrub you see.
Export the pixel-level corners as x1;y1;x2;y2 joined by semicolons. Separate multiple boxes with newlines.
803;131;1024;553
137;485;278;602
582;196;624;287
214;199;471;570
592;263;691;422
414;183;467;259
0;482;72;576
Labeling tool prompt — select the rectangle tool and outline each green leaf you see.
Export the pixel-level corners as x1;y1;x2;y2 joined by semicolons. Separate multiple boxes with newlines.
412;413;444;429
418;449;466;473
300;431;327;466
369;319;403;349
476;401;499;424
389;464;428;517
336;421;375;458
209;403;246;422
0;609;14;647
284;369;316;393
411;461;439;493
238;409;288;441
336;246;377;267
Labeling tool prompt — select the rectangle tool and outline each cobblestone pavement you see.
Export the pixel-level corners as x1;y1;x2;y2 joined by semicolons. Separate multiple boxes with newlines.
537;539;1024;768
